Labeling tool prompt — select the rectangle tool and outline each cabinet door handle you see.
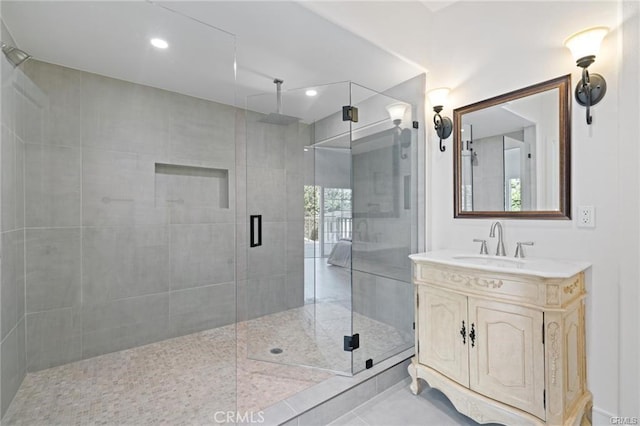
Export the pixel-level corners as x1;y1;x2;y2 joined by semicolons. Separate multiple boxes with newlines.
469;323;476;348
460;320;466;345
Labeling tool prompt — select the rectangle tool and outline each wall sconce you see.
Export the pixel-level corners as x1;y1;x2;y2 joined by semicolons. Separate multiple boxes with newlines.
564;26;608;125
386;102;408;125
427;88;452;152
386;102;412;159
1;42;31;67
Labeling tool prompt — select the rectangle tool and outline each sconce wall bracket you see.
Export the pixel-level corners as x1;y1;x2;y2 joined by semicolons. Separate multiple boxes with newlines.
435;115;453;140
575;66;607;125
433;107;453;152
428;87;452;153
575;73;607;107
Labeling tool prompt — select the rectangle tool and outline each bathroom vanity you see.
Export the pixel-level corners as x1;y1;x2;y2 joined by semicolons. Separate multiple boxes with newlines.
408;250;592;425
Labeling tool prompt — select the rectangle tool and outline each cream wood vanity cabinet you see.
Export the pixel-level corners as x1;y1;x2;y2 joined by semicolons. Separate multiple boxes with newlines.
408;251;592;426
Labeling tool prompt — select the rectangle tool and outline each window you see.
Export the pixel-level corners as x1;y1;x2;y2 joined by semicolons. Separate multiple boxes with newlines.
509;178;522;211
304;185;352;257
323;188;352;255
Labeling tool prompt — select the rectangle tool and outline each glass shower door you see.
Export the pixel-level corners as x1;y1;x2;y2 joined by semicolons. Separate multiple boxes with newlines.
349;84;417;374
243;81;354;374
243;81;417;376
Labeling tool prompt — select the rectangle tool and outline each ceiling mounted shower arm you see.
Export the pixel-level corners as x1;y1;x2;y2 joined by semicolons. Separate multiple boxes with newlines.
258;79;300;126
274;78;283;114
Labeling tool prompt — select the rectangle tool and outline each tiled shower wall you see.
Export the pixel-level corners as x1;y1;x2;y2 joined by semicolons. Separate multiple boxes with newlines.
0;39;28;416
17;60;305;374
20;59;237;371
241;111;307;321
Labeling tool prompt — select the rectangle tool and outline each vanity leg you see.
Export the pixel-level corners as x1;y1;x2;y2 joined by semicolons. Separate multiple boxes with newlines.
580;400;593;426
408;358;423;395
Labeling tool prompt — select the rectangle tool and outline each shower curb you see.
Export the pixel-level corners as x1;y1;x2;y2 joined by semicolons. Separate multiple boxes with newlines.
246;348;414;426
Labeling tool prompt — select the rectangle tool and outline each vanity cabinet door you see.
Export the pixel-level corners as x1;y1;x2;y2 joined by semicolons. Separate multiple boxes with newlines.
468;298;545;420
418;286;469;387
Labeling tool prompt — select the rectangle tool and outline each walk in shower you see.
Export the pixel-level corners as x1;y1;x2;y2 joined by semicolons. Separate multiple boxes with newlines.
244;82;417;375
0;1;421;423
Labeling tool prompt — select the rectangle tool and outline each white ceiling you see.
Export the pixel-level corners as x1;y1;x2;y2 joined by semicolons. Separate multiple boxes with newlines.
1;1;429;122
1;1;620;122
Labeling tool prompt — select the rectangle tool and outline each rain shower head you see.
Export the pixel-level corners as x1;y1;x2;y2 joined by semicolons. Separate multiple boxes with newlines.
1;42;31;67
261;112;300;126
259;79;300;126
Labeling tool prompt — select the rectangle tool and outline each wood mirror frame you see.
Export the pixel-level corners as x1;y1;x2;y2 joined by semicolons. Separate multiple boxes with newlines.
453;75;572;219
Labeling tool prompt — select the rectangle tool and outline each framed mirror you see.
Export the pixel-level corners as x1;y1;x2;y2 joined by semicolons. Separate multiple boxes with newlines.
453;75;571;219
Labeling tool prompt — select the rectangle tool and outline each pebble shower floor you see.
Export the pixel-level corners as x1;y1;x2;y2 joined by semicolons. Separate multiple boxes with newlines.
3;302;410;425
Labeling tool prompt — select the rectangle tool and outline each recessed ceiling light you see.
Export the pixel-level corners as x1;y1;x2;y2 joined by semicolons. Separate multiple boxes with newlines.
305;89;318;97
150;38;169;49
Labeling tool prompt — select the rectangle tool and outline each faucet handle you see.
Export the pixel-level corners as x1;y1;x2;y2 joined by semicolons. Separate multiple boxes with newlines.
514;241;534;258
473;239;489;255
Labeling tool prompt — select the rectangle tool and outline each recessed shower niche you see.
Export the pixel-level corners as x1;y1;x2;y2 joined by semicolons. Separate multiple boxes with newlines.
154;163;230;211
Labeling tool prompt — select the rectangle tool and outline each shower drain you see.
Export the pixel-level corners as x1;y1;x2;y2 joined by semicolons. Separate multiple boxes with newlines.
270;348;283;354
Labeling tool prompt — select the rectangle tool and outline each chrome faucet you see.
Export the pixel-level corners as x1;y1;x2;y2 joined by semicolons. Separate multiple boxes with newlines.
514;241;534;258
473;239;488;255
489;221;506;256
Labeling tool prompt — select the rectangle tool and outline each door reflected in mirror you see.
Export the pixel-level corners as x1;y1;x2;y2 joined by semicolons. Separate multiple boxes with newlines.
454;75;571;219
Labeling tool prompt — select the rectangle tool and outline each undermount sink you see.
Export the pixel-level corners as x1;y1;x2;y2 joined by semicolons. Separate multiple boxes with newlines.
409;250;591;278
451;255;525;268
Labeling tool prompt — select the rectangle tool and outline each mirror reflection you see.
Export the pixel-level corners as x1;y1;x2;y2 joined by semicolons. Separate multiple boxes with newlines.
454;75;571;219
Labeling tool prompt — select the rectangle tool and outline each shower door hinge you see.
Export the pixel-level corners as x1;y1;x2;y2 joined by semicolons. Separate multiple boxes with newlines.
344;333;360;352
342;106;359;123
543;390;546;410
413;121;419;129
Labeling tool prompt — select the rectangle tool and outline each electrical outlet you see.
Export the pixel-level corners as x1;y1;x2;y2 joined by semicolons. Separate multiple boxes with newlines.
577;205;595;228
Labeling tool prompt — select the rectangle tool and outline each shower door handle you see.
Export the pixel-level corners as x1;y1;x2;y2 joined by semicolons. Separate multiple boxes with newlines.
250;215;262;247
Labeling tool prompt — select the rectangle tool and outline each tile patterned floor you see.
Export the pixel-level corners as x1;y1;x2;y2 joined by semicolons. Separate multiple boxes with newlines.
3;302;412;425
328;378;486;426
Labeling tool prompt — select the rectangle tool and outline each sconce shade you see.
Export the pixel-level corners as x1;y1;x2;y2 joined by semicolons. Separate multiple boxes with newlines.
427;87;450;108
385;102;409;123
564;26;608;64
1;43;31;67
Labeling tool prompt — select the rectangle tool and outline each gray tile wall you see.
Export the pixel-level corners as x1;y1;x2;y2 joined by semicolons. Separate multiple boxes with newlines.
0;48;28;417
472;135;505;211
243;111;307;321
17;59;307;375
16;60;243;371
352;271;413;335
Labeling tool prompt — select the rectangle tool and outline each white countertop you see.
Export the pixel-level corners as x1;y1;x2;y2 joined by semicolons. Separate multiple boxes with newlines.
409;249;591;279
